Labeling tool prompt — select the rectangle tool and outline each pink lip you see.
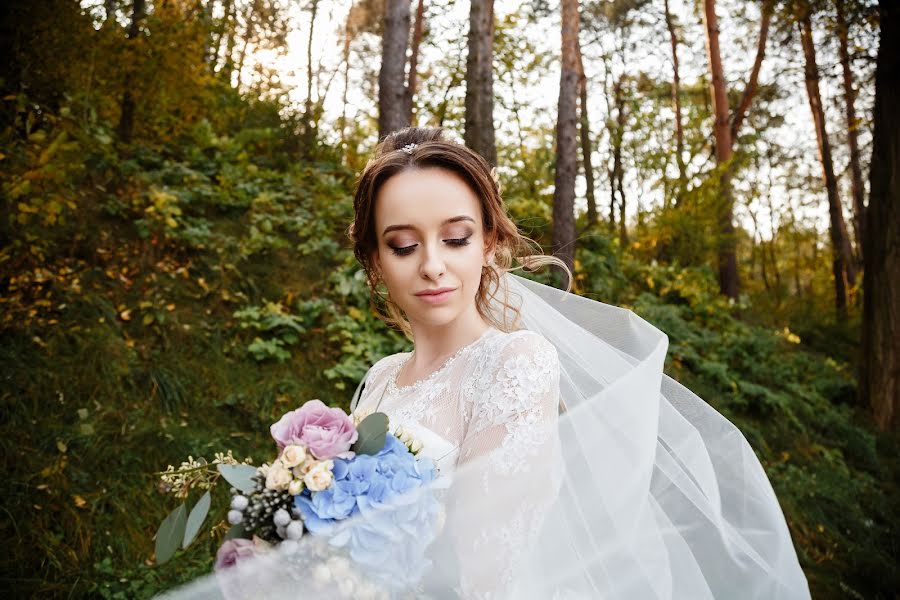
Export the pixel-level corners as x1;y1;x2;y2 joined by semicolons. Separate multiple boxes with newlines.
415;287;456;304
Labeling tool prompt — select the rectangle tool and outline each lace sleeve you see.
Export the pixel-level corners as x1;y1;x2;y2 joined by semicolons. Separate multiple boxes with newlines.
450;331;564;599
350;354;397;414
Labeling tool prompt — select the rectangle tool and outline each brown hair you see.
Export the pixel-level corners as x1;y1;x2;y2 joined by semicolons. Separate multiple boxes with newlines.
347;126;572;340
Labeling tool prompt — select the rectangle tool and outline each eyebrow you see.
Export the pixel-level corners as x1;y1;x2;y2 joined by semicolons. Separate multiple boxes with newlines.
382;215;475;236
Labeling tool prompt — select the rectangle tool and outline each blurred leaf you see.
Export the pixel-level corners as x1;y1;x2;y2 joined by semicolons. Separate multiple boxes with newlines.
217;464;257;493
182;491;211;549
351;412;389;456
155;503;186;565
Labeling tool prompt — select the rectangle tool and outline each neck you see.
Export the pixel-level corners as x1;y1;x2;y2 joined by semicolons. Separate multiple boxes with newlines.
406;310;493;372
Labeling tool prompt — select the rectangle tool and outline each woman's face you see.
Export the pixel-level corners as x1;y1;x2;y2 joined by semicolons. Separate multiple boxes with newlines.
372;167;493;329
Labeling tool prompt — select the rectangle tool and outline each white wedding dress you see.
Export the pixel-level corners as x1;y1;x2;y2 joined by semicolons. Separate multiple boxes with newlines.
351;326;559;479
350;326;564;598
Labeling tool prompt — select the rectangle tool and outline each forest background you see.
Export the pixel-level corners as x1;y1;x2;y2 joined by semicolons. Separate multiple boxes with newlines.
0;0;897;598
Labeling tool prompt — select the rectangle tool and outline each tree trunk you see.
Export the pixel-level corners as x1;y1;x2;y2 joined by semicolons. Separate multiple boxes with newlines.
836;0;866;266
306;0;319;118
405;0;425;123
340;4;353;164
701;0;739;300
618;163;628;247
116;0;145;144
730;0;771;143
379;0;412;140
610;75;626;242
576;41;597;228
552;0;579;287
663;0;686;185
860;0;899;430
798;5;856;319
464;0;497;166
436;48;464;127
300;0;320;157
765;192;783;302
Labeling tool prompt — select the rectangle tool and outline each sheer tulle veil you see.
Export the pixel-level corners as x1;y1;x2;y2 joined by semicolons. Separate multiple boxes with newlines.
156;271;811;599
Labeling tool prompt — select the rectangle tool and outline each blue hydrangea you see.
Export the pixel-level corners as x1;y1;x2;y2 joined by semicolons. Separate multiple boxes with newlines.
293;433;442;587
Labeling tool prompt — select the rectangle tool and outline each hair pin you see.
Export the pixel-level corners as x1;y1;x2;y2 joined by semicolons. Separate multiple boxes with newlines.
401;143;418;154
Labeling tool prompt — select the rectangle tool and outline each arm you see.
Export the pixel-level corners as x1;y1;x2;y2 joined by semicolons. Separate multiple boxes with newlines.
449;332;564;599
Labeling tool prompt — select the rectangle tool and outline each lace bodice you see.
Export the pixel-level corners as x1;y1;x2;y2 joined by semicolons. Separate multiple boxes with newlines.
351;327;563;598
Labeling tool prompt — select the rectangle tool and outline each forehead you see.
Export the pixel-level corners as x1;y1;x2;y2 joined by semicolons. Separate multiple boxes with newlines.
375;167;482;232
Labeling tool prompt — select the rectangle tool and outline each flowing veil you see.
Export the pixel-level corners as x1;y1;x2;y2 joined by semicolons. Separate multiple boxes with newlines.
156;271;811;599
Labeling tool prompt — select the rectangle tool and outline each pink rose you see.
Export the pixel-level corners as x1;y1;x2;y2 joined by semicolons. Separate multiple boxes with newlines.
214;538;258;571
270;399;358;460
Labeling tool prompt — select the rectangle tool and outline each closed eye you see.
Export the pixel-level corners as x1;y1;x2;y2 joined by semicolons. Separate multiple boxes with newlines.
389;236;472;257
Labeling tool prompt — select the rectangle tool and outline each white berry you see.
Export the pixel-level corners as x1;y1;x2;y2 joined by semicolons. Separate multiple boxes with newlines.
273;508;291;527
286;520;304;540
230;495;249;511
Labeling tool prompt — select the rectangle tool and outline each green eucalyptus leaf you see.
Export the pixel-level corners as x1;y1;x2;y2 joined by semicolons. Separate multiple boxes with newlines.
351;412;389;456
182;491;211;549
155;503;187;565
217;464;257;493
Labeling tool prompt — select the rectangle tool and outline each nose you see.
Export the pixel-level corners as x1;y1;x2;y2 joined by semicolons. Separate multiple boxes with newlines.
419;240;446;281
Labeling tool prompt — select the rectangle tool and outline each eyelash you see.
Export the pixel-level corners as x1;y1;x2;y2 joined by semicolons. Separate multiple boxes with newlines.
389;236;472;256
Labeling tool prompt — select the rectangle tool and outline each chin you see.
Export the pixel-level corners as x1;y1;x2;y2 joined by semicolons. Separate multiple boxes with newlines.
410;307;460;327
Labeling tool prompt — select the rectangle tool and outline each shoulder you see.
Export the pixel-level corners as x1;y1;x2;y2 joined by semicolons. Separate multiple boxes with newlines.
487;329;558;366
467;330;560;428
478;329;560;387
367;351;409;383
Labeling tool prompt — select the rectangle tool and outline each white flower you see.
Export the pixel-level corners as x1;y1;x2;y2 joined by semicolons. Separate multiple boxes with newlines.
409;438;423;453
296;459;318;476
230;494;249;511
280;444;307;468
227;509;243;525
352;407;373;426
303;459;334;491
265;462;293;491
287;478;304;496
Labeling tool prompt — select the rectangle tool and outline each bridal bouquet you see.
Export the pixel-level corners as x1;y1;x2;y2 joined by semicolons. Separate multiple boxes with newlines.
155;400;443;594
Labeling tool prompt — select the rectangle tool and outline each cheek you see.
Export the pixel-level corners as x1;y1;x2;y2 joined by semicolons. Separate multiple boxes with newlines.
462;250;486;285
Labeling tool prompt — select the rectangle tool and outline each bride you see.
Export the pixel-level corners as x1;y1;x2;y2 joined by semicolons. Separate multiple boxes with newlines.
161;127;811;599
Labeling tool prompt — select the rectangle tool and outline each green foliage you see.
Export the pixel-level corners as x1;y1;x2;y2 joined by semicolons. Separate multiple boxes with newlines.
155;503;187;565
233;301;308;363
351;413;391;456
